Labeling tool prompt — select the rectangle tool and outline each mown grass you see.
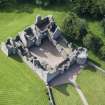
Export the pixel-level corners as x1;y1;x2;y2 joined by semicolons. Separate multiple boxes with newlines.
0;4;105;105
87;21;105;70
77;67;105;105
88;51;105;69
0;5;82;105
52;84;82;105
0;51;48;105
0;6;66;42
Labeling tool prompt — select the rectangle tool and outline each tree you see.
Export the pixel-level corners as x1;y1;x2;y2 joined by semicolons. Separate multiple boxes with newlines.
83;33;103;53
0;0;16;8
83;33;92;49
101;17;105;33
74;0;105;19
62;12;87;42
99;45;105;60
49;0;68;4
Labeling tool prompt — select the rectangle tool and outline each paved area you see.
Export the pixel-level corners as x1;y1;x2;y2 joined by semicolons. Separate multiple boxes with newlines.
57;38;72;54
49;64;81;86
31;39;64;68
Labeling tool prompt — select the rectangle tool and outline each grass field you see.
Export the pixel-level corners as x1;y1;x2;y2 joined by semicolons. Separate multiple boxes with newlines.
88;51;105;69
0;7;65;42
0;4;105;105
0;5;83;105
0;51;49;105
52;85;82;105
77;66;105;105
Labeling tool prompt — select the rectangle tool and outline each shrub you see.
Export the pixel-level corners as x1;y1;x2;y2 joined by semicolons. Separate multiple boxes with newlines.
99;45;105;60
0;0;16;8
62;12;87;42
83;33;92;49
0;0;69;8
101;17;105;33
83;33;103;53
49;0;68;4
74;0;105;19
35;0;49;7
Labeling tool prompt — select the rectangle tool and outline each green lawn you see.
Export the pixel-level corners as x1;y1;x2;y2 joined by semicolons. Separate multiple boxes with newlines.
87;21;105;70
0;5;66;42
77;67;105;105
52;84;82;105
0;5;65;105
0;4;105;105
88;21;104;38
0;51;48;105
0;5;82;105
88;51;105;69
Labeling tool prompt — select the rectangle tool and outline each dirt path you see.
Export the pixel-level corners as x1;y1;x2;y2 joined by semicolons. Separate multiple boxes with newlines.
71;81;89;105
50;64;89;105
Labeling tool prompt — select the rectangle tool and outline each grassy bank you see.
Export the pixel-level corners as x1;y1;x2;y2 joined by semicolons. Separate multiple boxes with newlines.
0;5;81;105
52;84;82;105
77;67;105;105
0;51;48;105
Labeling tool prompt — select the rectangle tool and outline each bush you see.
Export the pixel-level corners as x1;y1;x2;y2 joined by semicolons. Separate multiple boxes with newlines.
0;0;69;8
83;33;103;53
35;0;49;7
101;17;105;33
74;0;105;19
49;0;68;4
83;33;92;49
0;0;16;8
62;12;87;42
99;45;105;60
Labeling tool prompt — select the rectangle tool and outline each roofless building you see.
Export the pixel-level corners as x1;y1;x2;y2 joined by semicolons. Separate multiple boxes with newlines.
1;16;88;84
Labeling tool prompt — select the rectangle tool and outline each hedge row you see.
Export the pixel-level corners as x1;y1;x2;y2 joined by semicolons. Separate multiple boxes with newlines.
73;0;105;19
0;0;69;8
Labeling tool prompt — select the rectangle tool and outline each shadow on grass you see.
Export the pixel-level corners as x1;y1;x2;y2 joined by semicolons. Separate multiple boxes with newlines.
42;3;71;13
84;65;97;72
10;55;23;63
0;4;35;13
0;3;72;14
53;83;73;96
88;57;101;67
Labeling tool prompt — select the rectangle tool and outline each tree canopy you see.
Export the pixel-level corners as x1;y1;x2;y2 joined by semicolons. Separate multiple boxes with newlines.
62;12;87;42
83;33;103;53
74;0;105;19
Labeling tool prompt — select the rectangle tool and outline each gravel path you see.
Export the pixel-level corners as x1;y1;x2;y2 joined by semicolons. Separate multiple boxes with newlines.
71;81;89;105
50;64;89;105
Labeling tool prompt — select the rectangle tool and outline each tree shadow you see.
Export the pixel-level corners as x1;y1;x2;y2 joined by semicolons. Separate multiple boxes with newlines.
0;2;72;14
53;83;73;96
83;64;97;72
42;3;71;13
0;3;35;13
88;58;101;67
